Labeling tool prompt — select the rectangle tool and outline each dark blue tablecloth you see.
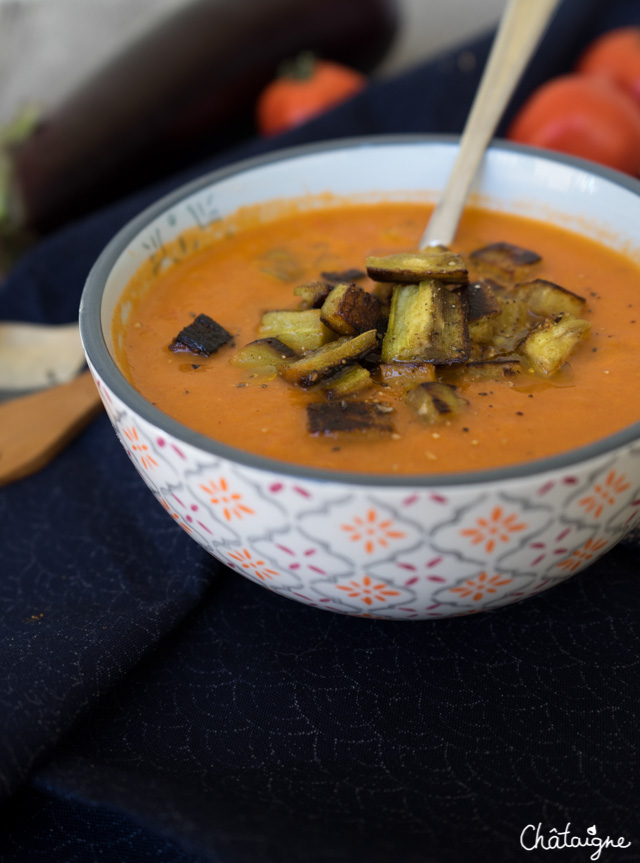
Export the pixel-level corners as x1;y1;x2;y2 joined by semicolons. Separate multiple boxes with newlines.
1;2;639;861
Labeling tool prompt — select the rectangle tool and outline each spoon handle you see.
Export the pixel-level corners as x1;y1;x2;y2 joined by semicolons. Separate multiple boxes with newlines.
0;369;102;487
419;0;561;249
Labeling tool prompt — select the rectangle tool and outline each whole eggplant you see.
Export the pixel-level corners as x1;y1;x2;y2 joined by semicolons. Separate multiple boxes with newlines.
3;0;398;236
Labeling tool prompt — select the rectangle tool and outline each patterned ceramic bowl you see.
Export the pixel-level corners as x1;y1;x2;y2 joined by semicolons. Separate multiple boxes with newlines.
80;136;640;620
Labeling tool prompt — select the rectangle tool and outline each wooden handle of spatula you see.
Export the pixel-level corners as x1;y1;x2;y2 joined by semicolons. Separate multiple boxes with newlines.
0;369;103;486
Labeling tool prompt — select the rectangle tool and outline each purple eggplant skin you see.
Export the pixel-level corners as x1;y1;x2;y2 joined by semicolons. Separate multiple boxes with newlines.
5;0;399;234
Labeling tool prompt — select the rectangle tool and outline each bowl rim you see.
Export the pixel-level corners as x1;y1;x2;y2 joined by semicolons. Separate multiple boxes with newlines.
80;133;640;488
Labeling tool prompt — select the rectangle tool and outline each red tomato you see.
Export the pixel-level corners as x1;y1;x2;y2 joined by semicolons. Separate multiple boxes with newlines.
576;27;640;106
507;74;640;176
256;52;366;136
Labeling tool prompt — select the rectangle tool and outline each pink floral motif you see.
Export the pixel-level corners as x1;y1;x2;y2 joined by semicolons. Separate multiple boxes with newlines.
274;543;326;575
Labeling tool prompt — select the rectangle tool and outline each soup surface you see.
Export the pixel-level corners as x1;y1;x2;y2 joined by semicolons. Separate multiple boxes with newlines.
114;200;640;475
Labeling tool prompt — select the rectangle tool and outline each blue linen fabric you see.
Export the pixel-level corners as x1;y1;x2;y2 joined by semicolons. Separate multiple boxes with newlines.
1;1;639;860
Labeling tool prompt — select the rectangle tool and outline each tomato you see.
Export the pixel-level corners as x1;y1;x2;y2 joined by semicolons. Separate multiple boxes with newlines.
256;52;366;136
506;74;640;176
576;27;640;106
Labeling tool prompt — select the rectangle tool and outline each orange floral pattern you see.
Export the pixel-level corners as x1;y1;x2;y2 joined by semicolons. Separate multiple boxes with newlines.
227;548;279;582
122;425;158;471
555;537;611;573
336;574;401;606
460;506;527;553
450;572;513;602
159;498;193;533
341;509;405;554
578;470;630;519
200;477;254;521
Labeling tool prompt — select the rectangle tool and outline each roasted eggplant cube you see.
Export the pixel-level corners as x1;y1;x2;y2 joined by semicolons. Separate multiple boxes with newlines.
470;242;541;282
229;337;297;372
169;313;233;356
307;400;395;435
466;279;502;343
381;280;469;364
320;267;366;283
378;361;437;391
320;282;380;336
279;329;378;386
462;359;521;381
369;281;394;320
319;364;372;399
259;309;335;353
294;280;333;309
366;248;468;285
490;294;532;351
517;313;592;376
404;381;468;423
466;279;502;322
516;278;586;318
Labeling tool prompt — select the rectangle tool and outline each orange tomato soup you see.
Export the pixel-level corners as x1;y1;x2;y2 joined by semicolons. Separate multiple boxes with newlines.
114;200;640;474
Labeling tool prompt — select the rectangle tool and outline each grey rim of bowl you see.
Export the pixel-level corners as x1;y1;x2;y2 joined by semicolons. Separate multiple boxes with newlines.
80;133;640;489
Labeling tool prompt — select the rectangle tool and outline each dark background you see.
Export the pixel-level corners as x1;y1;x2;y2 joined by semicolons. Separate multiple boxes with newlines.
0;1;639;860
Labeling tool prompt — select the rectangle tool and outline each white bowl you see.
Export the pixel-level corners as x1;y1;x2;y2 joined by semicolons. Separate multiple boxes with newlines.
80;136;640;619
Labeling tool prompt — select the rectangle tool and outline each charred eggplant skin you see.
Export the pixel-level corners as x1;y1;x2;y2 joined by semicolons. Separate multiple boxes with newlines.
515;278;586;318
469;242;541;281
320;282;380;336
307;400;395;434
318;364;372;399
258;308;335;353
381;280;469;364
230;336;297;369
279;329;378;386
169;313;233;356
365;248;468;285
404;381;468;423
517;313;591;376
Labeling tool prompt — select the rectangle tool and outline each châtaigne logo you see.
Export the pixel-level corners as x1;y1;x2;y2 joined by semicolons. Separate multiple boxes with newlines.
520;823;631;860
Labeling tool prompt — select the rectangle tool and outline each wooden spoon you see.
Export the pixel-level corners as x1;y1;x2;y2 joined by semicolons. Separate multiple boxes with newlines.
0;369;102;486
420;0;561;249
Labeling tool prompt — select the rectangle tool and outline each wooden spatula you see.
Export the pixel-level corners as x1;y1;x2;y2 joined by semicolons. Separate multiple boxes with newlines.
0;369;102;486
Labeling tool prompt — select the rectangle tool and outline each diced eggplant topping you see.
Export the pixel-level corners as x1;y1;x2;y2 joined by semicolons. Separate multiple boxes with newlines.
279;329;378;387
169;313;233;356
366;248;468;285
451;359;522;381
318;364;372;399
467;342;504;362
230;337;298;371
404;381;468;423
294;280;333;309
470;242;541;281
320;282;380;336
515;278;586;318
489;294;532;351
307;400;395;435
466;279;502;322
517;313;592;377
381;279;469;364
378;361;436;391
259;309;335;353
320;267;366;283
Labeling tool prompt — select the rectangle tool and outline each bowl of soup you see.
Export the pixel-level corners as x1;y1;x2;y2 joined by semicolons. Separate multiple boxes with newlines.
79;135;640;619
